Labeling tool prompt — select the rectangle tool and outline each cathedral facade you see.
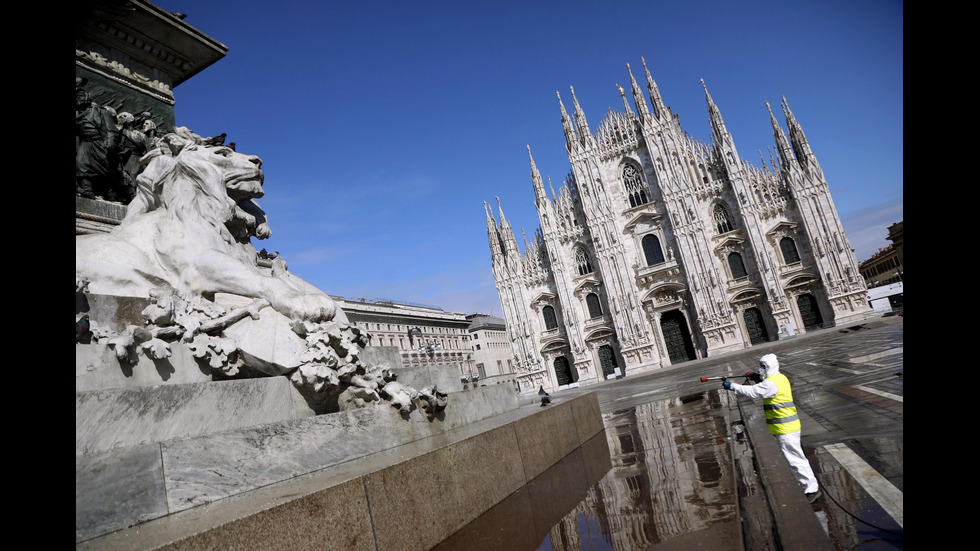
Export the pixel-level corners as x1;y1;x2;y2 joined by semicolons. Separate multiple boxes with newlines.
486;59;871;394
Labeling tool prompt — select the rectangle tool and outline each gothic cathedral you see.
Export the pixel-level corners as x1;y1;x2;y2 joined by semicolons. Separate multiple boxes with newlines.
486;59;871;394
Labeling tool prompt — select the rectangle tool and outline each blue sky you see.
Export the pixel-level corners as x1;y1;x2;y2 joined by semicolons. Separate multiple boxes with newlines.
161;0;903;316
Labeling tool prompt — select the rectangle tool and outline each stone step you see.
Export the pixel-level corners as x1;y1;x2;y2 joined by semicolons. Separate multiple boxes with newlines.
77;392;604;551
76;377;315;456
76;382;523;544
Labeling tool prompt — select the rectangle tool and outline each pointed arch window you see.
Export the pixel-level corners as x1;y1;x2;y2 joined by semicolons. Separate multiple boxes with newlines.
575;247;594;276
728;252;748;280
542;305;558;330
622;164;649;208
713;203;734;234
780;237;801;264
642;234;665;266
586;293;603;319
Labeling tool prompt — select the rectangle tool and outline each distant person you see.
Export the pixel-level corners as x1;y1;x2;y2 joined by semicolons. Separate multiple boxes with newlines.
723;353;821;503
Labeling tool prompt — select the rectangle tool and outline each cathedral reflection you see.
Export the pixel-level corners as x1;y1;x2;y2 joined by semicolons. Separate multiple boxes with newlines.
542;390;737;550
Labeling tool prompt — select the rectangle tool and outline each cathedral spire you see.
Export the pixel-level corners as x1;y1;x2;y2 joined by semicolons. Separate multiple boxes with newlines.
627;62;650;122
641;56;666;120
496;195;508;229
496;196;520;255
485;200;502;257
570;86;591;138
702;79;729;142
767;101;795;171
557;90;577;150
782;96;820;173
528;145;547;203
768;146;781;174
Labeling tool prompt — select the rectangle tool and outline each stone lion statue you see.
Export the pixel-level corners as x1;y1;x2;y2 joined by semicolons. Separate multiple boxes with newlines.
77;128;446;417
76;128;344;324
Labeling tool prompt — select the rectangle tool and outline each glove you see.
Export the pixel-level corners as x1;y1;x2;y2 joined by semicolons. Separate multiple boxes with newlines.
749;372;763;383
723;381;732;390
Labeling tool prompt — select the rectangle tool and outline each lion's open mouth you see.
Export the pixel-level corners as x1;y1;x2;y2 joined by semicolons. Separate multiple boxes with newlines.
226;169;265;199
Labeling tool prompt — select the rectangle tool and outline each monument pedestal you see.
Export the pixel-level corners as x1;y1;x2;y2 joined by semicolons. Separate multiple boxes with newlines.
76;302;606;548
76;197;126;235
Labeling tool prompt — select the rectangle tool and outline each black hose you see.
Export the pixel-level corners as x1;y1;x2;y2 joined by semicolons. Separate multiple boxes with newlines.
818;482;904;539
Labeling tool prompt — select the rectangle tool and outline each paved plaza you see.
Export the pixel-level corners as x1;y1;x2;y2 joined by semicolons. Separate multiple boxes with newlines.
489;315;904;550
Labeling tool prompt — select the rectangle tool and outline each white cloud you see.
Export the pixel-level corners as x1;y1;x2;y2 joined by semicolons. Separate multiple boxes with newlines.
840;199;903;262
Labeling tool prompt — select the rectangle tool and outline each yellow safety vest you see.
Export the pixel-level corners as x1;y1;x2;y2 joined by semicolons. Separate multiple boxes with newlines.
764;373;801;435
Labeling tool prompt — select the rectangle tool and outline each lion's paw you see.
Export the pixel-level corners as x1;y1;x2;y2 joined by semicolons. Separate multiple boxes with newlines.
273;292;339;323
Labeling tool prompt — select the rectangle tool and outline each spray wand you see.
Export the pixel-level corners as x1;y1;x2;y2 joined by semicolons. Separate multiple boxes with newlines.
699;372;756;384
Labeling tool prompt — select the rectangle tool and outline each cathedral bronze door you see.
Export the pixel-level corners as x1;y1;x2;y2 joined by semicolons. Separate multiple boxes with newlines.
796;293;823;330
660;310;696;364
554;356;573;386
743;307;769;345
598;345;618;377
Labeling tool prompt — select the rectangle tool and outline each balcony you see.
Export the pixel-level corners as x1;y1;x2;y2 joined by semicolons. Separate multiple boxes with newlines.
635;259;681;287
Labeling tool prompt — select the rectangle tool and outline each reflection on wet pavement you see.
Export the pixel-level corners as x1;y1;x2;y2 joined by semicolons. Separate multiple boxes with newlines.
434;390;741;550
437;319;903;550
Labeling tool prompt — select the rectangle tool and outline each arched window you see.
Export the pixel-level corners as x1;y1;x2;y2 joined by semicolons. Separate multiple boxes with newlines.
780;237;801;264
575;247;594;276
713;203;734;234
542;305;558;330
642;234;665;266
728;252;748;280
586;293;603;319
623;164;648;208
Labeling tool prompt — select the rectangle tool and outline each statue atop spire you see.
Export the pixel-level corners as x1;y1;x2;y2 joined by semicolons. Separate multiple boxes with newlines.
617;83;633;115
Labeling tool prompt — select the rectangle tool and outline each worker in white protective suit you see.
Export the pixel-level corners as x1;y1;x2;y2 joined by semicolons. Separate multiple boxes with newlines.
723;353;821;503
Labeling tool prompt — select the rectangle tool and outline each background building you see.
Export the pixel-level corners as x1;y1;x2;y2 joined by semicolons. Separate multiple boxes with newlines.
466;314;516;380
859;220;903;288
337;297;475;379
488;61;872;394
859;220;903;315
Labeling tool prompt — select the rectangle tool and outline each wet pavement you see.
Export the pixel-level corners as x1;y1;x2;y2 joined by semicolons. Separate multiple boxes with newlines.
434;316;903;550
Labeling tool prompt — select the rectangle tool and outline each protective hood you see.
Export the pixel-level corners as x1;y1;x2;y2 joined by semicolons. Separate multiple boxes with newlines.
759;354;780;377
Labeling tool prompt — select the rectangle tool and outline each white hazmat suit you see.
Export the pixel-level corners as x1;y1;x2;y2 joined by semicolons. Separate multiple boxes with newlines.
727;353;820;498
